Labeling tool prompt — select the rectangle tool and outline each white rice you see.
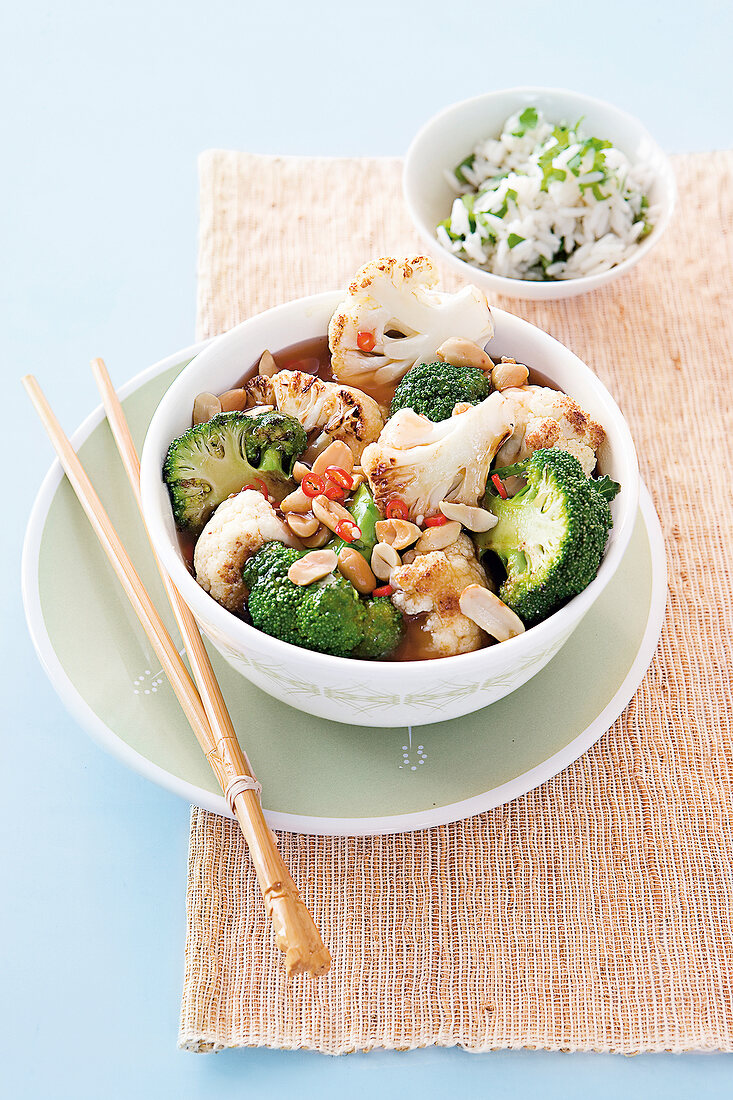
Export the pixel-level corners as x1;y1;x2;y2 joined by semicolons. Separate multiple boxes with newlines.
437;108;657;281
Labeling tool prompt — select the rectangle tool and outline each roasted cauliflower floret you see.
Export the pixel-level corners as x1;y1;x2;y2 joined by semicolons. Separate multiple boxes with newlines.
361;391;514;520
244;369;384;460
391;534;489;657
496;385;605;476
193;489;301;612
328;256;494;391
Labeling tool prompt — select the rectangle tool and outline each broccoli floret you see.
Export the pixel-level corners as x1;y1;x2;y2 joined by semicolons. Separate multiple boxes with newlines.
241;538;296;587
244;410;308;474
243;541;404;659
242;542;303;645
163;411;307;533
475;449;618;625
353;596;404;659
389;360;490;422
296;577;367;657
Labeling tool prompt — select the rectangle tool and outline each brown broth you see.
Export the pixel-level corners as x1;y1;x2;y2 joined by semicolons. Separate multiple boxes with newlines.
236;335;560;408
235;336;334;389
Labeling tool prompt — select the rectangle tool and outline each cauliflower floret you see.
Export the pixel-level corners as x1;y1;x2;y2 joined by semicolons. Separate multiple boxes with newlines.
328;256;494;391
496;385;605;476
362;391;515;520
391;534;489;657
244;369;384;460
193;489;301;612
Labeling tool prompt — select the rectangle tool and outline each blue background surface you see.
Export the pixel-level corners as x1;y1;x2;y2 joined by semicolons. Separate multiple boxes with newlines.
4;1;732;1096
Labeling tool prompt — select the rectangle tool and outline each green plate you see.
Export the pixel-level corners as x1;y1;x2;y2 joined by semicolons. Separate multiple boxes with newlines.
23;347;667;835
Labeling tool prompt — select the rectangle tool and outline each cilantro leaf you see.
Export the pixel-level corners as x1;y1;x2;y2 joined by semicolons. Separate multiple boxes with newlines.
454;155;476;185
507;233;525;249
512;106;539;136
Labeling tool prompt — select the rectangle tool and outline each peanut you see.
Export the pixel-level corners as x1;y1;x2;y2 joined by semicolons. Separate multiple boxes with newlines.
337;546;377;594
192;392;222;425
312;440;354;477
439;501;498;533
258;349;278;377
458;585;525;642
415;520;462;553
287;549;338;586
219;388;248;412
436;337;493;371
371;541;401;581
292;461;310;483
312;493;353;533
285;513;320;538
491;357;529;391
375;518;422;550
280;486;312;514
301;524;331;549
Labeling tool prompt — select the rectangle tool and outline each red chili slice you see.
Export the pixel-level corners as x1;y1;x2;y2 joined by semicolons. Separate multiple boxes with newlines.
324;465;353;491
336;521;356;542
372;585;393;598
357;330;376;353
324;481;346;501
302;472;326;498
423;514;448;527
491;473;508;500
385;498;409;520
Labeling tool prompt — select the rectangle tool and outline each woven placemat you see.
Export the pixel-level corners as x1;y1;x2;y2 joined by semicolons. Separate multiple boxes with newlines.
180;150;733;1054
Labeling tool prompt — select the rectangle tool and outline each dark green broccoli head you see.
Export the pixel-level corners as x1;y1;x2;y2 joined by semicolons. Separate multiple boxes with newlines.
242;541;404;659
296;577;367;657
389;360;491;422
242;542;303;646
241;538;298;588
163;411;307;533
352;596;404;659
475;449;619;625
244;411;307;473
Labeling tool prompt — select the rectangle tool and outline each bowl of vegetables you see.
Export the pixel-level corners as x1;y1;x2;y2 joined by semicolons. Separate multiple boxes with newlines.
404;87;675;300
140;256;639;727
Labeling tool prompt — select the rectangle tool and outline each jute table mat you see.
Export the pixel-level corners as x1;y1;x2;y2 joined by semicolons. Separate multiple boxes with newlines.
180;151;733;1054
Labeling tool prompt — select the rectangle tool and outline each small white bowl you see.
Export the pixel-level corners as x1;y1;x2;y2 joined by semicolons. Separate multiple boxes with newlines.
404;87;676;300
140;292;639;728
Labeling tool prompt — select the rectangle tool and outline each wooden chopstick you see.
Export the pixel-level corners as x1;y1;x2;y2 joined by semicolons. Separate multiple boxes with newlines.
23;371;330;978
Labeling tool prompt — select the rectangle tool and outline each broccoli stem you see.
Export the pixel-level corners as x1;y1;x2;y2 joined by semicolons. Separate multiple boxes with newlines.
258;445;291;475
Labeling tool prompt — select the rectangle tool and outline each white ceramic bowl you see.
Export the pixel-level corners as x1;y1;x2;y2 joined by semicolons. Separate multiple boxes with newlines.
404;87;676;301
140;292;639;727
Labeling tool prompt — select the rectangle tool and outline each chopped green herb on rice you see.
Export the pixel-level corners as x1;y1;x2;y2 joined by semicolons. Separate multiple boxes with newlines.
437;109;656;281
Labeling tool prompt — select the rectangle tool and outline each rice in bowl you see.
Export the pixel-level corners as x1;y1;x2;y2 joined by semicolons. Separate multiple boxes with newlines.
437;107;657;282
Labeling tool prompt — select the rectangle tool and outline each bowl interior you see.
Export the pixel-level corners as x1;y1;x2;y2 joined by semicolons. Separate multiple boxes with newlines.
140;293;639;672
404;87;675;296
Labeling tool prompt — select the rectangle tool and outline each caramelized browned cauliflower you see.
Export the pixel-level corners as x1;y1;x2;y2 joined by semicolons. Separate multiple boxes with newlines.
390;534;490;657
245;369;385;460
496;385;605;475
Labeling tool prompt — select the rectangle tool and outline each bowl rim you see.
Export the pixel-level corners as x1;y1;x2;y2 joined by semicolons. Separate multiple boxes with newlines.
140;289;640;676
403;84;677;294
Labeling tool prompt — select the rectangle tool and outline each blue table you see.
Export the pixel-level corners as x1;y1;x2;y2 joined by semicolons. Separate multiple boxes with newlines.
4;2;732;1095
